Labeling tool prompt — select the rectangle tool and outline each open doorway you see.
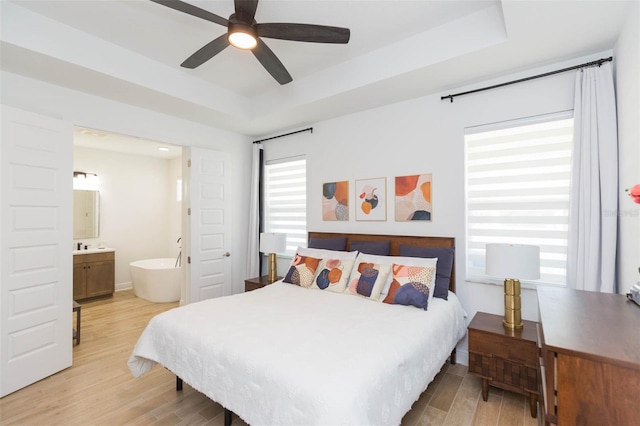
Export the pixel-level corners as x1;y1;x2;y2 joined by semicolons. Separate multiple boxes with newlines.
72;126;183;301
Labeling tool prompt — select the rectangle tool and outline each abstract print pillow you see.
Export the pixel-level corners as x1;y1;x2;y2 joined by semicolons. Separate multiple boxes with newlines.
345;262;391;300
283;254;321;288
353;253;438;302
399;245;453;300
311;258;354;293
383;263;436;310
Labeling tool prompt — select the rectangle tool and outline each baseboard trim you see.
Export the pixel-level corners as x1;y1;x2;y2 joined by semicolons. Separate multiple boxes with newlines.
457;349;469;367
115;282;132;292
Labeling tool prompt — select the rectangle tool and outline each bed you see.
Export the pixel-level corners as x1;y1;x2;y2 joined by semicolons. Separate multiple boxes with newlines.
128;232;467;425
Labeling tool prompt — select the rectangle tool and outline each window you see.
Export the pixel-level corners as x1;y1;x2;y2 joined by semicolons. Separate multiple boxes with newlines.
264;157;307;257
465;112;573;286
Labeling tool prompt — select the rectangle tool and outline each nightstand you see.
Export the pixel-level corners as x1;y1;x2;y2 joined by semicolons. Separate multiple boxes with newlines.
244;275;281;292
468;311;538;418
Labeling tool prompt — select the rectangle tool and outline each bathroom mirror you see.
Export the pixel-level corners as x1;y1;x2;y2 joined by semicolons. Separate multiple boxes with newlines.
73;190;100;239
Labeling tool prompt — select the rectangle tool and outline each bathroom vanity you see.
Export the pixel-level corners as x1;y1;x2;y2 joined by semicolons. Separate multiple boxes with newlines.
73;249;115;300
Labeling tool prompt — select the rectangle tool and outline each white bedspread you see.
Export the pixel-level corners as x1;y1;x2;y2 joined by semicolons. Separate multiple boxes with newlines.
128;282;467;425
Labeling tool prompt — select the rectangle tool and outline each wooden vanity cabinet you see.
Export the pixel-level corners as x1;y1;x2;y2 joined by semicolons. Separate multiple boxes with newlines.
73;252;115;300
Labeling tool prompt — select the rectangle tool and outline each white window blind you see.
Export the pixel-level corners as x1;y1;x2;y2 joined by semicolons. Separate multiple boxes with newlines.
264;157;307;257
465;113;573;286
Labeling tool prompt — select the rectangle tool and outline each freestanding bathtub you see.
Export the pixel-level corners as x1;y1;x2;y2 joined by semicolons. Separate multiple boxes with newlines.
130;258;181;303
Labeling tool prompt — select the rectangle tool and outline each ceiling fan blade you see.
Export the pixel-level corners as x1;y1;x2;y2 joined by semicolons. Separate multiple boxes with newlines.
252;39;292;85
257;23;350;44
150;0;228;27
234;0;259;23
181;34;230;68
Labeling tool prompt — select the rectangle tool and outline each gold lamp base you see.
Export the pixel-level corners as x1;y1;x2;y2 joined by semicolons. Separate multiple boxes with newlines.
267;252;278;283
503;278;523;330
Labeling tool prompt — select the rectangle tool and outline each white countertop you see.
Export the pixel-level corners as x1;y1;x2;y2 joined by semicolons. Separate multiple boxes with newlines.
73;248;115;255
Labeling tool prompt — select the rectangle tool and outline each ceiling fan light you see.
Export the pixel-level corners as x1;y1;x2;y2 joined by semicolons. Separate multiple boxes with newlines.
228;22;257;49
229;31;257;49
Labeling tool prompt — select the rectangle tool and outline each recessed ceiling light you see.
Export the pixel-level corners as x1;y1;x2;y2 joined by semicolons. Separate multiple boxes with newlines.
79;128;107;137
158;147;170;152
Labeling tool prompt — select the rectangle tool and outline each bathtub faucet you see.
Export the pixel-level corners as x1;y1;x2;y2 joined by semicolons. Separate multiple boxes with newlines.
175;237;182;268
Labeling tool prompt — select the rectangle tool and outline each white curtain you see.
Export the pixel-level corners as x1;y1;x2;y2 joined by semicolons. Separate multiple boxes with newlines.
245;143;262;278
567;62;618;293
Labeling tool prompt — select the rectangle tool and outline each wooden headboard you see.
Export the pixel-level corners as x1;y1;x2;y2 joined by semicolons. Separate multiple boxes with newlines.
308;232;456;293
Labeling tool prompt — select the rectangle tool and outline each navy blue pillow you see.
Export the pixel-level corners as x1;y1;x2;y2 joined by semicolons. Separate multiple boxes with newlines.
350;240;390;256
308;237;347;251
399;245;454;300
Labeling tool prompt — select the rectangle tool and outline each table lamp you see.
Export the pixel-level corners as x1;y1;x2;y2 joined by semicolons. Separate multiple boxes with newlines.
486;243;540;330
260;232;287;283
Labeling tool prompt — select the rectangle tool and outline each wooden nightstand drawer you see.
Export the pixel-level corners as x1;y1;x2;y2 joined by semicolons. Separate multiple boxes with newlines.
245;281;266;292
469;351;538;392
244;276;281;292
469;331;537;366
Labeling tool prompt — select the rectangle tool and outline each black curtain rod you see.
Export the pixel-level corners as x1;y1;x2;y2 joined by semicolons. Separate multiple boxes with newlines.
441;56;613;103
253;127;313;144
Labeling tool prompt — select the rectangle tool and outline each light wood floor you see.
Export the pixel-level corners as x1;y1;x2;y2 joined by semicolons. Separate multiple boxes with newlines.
0;291;538;426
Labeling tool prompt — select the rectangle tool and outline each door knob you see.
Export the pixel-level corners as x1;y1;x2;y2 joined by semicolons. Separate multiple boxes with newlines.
223;252;231;257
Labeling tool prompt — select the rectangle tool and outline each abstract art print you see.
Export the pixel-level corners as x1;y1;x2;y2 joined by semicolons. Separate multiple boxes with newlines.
395;173;432;221
322;181;349;221
355;177;386;221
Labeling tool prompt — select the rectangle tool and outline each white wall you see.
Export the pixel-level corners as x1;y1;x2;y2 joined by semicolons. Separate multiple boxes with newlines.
614;2;640;294
3;25;636;367
1;71;253;295
73;146;181;288
265;51;625;365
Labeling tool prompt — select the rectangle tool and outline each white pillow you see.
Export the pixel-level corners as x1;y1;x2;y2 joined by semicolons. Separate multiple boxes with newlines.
344;260;392;300
310;258;355;293
282;253;322;288
295;246;358;261
382;263;437;309
353;253;438;301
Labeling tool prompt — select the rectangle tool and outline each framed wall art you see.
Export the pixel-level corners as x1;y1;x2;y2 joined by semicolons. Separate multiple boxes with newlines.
355;177;386;221
395;173;432;221
322;181;349;221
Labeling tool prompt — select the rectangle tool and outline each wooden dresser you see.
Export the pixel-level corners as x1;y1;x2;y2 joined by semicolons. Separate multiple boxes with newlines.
537;287;640;425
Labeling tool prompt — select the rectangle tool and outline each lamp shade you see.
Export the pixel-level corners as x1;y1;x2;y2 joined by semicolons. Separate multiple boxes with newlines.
486;244;540;280
259;232;286;254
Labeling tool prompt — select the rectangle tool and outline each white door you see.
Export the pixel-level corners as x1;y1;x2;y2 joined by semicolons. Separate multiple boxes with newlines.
0;106;73;397
184;147;231;304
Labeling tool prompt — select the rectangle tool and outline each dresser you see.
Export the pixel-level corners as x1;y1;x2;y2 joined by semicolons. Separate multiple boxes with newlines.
537;287;640;425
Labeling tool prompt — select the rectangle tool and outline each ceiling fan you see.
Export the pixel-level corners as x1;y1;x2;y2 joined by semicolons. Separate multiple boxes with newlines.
151;0;351;85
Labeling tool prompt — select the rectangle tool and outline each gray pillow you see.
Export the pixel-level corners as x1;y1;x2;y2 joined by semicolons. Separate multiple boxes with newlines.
350;240;390;256
308;237;347;251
